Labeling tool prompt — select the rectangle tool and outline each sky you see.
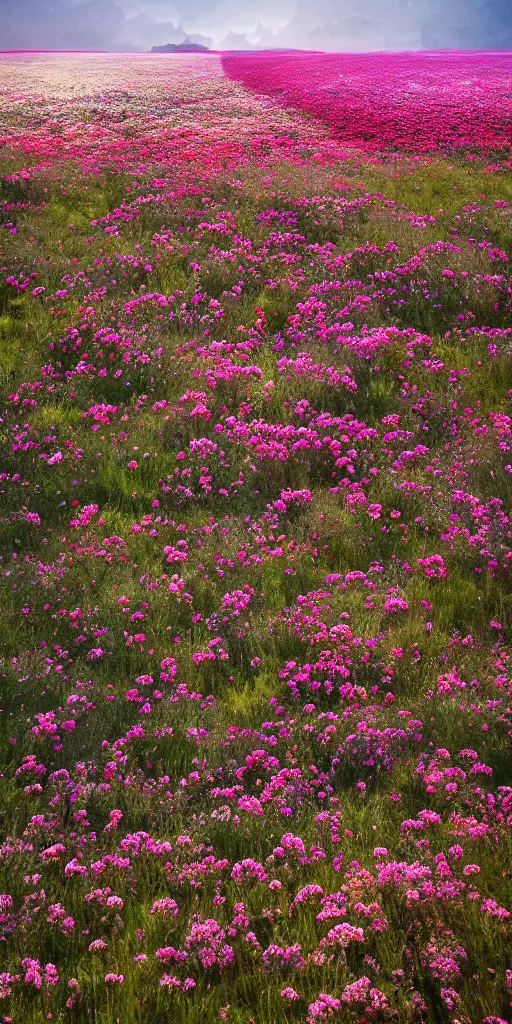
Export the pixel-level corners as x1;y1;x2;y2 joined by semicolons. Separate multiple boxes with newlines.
0;0;511;52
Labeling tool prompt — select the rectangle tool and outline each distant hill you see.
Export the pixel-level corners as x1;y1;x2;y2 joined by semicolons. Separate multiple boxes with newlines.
151;40;209;53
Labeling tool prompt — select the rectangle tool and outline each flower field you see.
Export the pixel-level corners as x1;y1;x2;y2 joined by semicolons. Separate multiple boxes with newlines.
0;49;511;1024
223;50;512;154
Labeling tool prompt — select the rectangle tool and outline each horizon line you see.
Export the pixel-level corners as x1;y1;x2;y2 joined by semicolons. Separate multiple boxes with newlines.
1;46;512;55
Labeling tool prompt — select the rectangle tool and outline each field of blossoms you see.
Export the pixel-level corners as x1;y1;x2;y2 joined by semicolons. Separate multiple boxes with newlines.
0;49;511;1024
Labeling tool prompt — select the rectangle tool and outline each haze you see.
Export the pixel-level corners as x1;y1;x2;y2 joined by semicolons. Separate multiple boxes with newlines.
0;0;510;56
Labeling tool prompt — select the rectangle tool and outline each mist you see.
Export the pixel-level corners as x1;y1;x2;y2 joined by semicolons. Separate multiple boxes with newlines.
0;0;510;52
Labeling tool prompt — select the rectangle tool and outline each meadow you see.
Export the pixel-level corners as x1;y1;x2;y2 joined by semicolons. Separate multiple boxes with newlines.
0;49;511;1024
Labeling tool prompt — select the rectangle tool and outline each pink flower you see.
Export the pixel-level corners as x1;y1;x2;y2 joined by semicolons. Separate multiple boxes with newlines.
281;987;300;1000
231;859;268;884
64;858;87;877
324;923;365;947
151;898;179;917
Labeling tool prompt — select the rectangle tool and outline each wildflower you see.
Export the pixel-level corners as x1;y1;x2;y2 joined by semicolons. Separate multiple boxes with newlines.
281;987;300;1000
324;923;365;947
89;939;107;952
231;859;268;884
294;885;324;904
151;898;179;917
307;993;341;1022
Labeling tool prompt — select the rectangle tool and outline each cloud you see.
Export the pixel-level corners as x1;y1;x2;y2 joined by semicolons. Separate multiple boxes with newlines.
0;0;510;51
0;0;127;50
308;18;399;51
421;0;512;48
270;0;434;50
118;11;211;50
172;0;296;45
